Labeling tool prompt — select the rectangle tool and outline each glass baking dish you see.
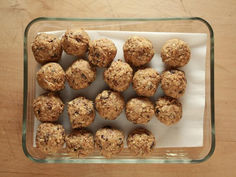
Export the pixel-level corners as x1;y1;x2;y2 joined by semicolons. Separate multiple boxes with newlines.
22;17;215;163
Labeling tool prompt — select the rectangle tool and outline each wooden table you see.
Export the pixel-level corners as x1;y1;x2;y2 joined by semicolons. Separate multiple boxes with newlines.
0;0;235;176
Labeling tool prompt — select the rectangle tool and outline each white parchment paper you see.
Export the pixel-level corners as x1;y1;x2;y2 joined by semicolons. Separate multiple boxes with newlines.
34;30;207;148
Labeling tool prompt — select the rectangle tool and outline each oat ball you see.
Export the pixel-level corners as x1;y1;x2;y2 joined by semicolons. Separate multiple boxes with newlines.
67;97;95;128
36;123;65;153
123;36;154;67
31;33;62;64
95;127;124;158
61;29;90;56
155;96;182;126
161;38;191;68
88;38;117;67
127;127;156;156
36;62;66;91
125;97;154;124
95;90;125;120
33;92;64;122
161;69;187;99
66;59;96;90
65;129;94;157
132;68;161;97
104;60;133;92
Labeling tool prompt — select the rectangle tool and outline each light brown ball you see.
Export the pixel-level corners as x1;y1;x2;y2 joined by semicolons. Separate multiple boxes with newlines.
67;97;95;128
31;33;62;64
104;60;133;92
36;62;66;91
125;97;154;124
65;129;94;157
95;127;124;158
123;36;154;67
161;69;187;99
33;92;64;122
161;38;191;68
36;123;65;153
88;38;117;67
61;29;90;56
155;96;182;126
66;59;96;90
132;68;161;97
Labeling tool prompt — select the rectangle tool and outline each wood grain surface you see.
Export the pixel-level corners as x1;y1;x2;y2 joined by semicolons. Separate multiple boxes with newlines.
0;0;236;176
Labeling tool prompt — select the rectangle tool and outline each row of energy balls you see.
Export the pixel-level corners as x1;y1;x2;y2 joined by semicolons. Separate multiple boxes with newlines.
32;29;191;158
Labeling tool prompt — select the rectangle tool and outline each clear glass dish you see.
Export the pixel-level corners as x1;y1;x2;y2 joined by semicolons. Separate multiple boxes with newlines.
22;17;215;163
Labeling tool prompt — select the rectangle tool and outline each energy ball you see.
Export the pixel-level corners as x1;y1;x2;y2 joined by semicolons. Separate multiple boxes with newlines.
36;62;66;91
36;123;65;153
132;68;161;97
123;36;154;67
61;29;90;56
88;38;117;67
161;69;187;99
95;90;125;120
125;97;154;124
95;126;124;158
66;59;96;90
155;96;182;126
31;33;62;64
33;92;64;122
104;60;133;92
127;127;156;156
161;38;191;68
67;97;95;128
65;129;94;157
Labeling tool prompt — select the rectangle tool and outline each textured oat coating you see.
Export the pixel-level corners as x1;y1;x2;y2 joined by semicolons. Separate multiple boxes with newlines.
36;123;65;153
88;38;117;67
132;68;161;97
36;62;66;91
65;129;94;157
123;36;154;67
155;96;182;126
31;33;63;64
104;60;133;92
95;127;124;158
67;97;95;128
127;127;156;156
161;38;191;68
161;69;187;99
125;97;154;124
66;59;96;90
95;90;125;120
33;92;64;122
61;29;90;56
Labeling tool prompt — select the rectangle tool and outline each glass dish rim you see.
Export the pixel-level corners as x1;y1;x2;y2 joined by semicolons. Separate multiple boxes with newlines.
22;17;215;164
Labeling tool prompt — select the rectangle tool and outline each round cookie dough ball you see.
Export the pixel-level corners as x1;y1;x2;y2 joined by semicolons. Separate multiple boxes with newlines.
65;129;94;157
155;96;182;126
33;92;64;122
95;127;124;158
161;38;191;68
125;97;154;124
36;123;65;153
88;38;117;67
123;36;154;67
66;59;96;90
31;33;62;64
36;62;66;91
132;68;161;97
67;97;95;128
95;90;125;120
61;29;90;56
127;127;156;156
161;69;187;99
104;60;133;92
